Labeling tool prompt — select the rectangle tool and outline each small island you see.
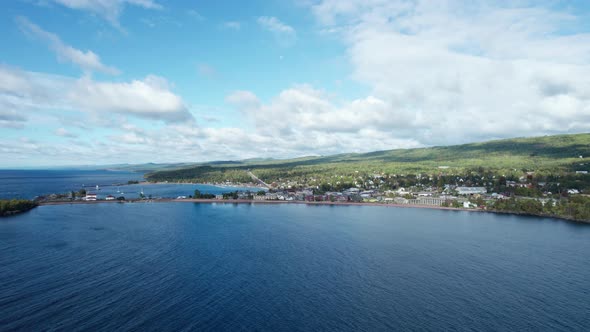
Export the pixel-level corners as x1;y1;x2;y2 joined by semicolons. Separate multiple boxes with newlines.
0;199;38;217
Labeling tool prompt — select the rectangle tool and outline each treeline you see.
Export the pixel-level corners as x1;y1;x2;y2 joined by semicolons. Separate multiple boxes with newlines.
147;166;252;183
0;199;38;217
492;196;590;221
193;190;216;199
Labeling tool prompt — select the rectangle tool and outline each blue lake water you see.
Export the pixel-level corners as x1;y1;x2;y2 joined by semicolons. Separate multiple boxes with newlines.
1;203;589;331
0;170;262;199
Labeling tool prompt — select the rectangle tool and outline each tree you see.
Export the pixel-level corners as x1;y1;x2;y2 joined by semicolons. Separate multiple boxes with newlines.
0;199;38;216
194;189;201;198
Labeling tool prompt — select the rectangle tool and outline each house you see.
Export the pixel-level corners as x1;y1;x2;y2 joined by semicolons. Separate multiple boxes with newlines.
215;194;223;200
85;193;97;201
463;201;476;208
567;189;580;195
396;187;408;195
576;171;588;174
105;195;115;201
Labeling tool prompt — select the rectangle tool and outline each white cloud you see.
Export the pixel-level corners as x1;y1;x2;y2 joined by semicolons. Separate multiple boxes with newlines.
303;0;590;145
257;16;296;45
4;0;590;166
69;75;191;122
49;0;161;28
0;66;192;123
16;17;120;75
225;90;261;111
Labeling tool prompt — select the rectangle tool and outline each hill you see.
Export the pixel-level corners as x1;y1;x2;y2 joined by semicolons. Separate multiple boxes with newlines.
145;133;590;186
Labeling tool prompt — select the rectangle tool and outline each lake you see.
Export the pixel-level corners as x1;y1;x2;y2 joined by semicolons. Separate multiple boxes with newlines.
1;203;589;331
0;170;262;200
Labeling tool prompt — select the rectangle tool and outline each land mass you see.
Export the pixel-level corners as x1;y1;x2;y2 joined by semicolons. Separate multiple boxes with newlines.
143;133;590;222
0;199;38;217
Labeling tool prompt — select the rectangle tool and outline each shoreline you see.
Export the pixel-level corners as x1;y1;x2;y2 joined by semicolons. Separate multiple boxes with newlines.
37;199;590;224
136;181;266;189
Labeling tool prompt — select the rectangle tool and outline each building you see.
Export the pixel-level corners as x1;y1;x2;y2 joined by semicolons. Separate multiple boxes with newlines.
85;193;97;201
105;195;115;201
415;197;445;206
463;201;476;208
455;187;487;195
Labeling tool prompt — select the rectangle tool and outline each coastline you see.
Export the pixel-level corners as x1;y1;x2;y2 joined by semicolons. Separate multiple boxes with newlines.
37;199;590;224
137;181;266;189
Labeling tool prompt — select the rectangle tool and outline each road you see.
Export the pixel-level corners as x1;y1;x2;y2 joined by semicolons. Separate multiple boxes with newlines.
247;170;270;188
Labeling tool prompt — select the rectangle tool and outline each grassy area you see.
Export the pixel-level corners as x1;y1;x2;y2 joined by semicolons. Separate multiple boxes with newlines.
146;133;590;184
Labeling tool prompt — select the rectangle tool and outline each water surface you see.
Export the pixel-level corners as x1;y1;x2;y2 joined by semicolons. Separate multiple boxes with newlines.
1;203;589;331
0;170;261;199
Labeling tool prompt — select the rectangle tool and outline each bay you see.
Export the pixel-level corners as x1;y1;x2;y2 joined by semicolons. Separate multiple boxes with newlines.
0;170;261;200
1;203;589;331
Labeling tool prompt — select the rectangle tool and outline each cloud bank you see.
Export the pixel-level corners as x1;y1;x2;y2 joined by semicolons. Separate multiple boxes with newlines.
0;66;192;124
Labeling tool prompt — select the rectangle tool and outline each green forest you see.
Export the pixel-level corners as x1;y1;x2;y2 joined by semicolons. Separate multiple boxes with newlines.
0;200;38;217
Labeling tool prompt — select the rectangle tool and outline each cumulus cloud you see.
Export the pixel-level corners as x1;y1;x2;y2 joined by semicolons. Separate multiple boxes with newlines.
0;66;192;124
225;90;261;111
68;75;191;122
49;0;161;28
257;16;296;45
4;0;590;166
16;17;120;75
305;0;590;145
228;86;396;134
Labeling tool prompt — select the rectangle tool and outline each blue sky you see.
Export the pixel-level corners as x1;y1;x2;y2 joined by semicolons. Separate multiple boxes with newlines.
1;0;590;167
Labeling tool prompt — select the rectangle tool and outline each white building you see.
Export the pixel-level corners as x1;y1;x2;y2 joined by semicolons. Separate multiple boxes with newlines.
85;193;97;201
456;187;487;195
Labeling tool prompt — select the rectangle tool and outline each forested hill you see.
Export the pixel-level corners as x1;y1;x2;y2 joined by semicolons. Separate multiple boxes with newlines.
145;133;590;184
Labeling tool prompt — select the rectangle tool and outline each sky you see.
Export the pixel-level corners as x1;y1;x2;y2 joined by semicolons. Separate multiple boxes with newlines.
1;0;590;167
